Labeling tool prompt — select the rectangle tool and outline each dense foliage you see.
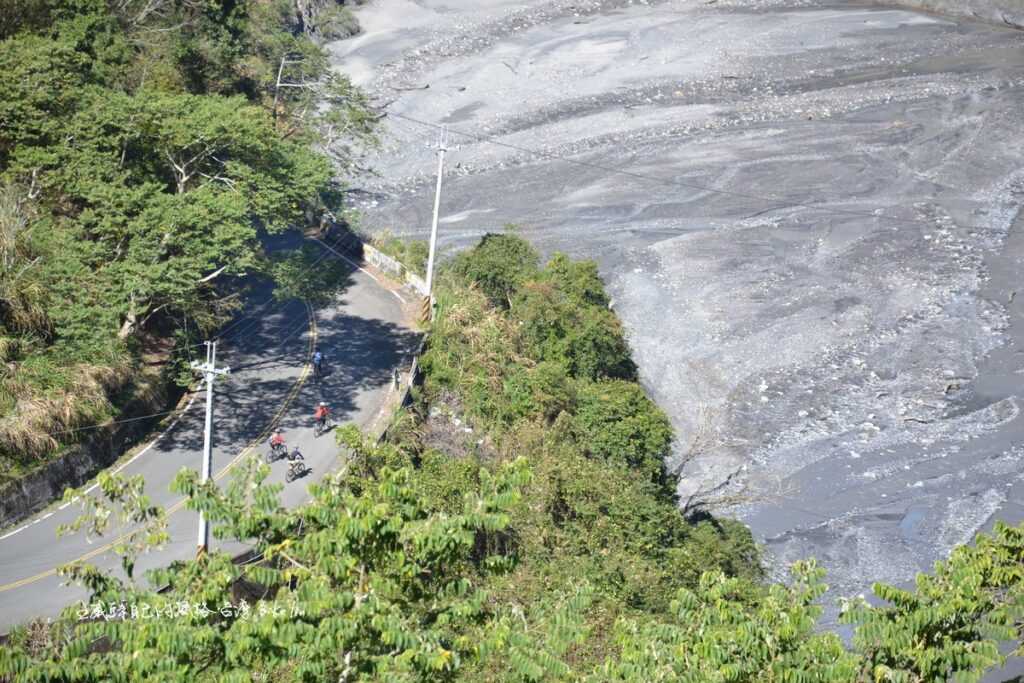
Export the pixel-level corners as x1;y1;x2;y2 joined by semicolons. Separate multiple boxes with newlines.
0;0;374;469
1;450;536;681
450;232;541;310
1;239;1023;681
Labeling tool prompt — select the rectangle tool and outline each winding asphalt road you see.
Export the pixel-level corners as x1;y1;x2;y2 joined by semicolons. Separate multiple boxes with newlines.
0;234;420;632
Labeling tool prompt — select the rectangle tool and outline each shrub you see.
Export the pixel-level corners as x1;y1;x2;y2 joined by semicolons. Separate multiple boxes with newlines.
502;440;761;614
316;5;360;41
412;448;483;515
515;275;636;382
451;231;539;308
573;379;672;480
562;306;636;381
542;252;609;307
528;360;575;421
419;235;765;672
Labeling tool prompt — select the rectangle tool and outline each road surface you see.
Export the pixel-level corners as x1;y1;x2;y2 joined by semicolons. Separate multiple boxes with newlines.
0;234;420;632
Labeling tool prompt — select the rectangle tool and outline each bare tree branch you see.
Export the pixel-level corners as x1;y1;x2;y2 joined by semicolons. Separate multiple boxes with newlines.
197;265;228;284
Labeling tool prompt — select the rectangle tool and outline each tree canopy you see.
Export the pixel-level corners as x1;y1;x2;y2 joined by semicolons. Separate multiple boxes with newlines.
0;0;375;467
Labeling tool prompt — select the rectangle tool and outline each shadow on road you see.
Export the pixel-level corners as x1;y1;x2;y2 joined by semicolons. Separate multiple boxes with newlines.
285;311;420;432
150;238;417;472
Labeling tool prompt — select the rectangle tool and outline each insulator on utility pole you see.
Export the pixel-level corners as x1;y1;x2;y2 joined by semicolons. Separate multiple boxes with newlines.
190;340;229;556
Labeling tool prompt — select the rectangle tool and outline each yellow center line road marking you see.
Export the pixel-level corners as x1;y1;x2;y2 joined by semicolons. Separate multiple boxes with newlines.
0;302;317;594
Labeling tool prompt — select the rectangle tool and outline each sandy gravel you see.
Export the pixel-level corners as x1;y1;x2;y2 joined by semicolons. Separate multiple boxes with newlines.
330;0;1024;621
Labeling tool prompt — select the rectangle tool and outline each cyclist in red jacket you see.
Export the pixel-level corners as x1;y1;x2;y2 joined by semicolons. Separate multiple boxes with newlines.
313;402;330;430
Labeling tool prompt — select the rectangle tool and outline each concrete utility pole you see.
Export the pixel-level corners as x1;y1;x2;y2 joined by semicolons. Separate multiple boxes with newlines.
423;126;449;316
191;340;229;556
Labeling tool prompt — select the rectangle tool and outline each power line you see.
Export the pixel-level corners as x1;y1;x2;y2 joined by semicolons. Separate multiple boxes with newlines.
214;238;337;342
43;405;194;437
40;306;312;441
35;234;353;440
171;231;356;352
387;111;988;232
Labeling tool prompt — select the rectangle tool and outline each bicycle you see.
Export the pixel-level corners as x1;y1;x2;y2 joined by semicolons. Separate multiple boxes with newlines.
267;440;287;463
285;453;308;483
312;349;324;384
313;415;332;438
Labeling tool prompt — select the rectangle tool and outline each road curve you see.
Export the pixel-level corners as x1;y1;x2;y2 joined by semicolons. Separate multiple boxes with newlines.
0;236;420;631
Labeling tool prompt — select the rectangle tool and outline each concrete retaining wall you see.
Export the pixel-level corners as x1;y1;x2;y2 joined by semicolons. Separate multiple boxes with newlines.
0;394;176;530
405;272;428;297
886;0;1024;29
362;243;429;297
362;243;404;279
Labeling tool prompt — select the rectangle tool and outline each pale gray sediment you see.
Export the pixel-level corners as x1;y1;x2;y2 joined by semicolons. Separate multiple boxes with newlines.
886;0;1024;30
330;0;1024;630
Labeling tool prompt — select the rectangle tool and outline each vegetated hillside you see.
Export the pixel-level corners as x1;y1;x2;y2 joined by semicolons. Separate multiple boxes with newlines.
2;236;1022;682
0;0;375;476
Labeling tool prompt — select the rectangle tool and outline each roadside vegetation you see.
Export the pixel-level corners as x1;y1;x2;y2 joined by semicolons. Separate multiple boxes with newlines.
369;230;430;278
2;236;1023;682
0;0;375;476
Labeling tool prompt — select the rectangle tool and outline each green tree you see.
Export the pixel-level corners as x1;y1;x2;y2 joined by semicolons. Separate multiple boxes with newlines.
50;89;331;338
451;231;539;309
573;379;672;480
0;31;91;170
542;253;610;308
0;444;533;681
514;256;636;382
474;584;594;682
596;562;860;682
0;0;376;466
843;521;1024;682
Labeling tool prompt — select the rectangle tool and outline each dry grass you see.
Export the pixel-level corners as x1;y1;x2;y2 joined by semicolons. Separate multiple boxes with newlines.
0;184;52;339
0;336;21;363
0;280;52;337
0;360;133;463
0;186;146;466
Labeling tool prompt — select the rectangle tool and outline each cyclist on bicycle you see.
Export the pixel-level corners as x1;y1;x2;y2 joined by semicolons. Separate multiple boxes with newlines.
313;402;330;430
312;348;324;379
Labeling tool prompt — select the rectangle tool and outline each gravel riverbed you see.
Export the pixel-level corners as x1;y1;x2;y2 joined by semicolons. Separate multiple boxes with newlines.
330;0;1024;625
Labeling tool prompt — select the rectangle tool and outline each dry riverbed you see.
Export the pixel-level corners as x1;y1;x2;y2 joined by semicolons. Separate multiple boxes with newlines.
331;0;1024;621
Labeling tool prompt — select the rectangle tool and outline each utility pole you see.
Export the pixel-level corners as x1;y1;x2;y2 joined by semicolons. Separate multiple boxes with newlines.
423;126;449;319
191;340;229;556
